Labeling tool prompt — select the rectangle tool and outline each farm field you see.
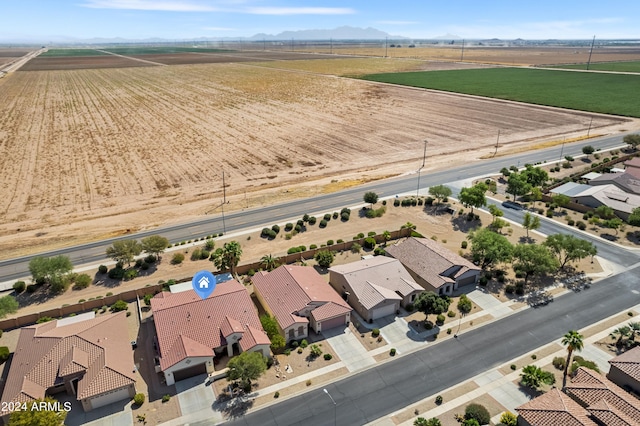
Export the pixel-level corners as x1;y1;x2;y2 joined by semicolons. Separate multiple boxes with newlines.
282;45;640;66
40;49;110;56
361;68;640;117
0;48;33;68
0;58;634;258
548;60;640;73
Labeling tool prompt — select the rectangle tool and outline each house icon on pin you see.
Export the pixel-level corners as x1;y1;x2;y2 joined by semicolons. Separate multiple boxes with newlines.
198;276;209;289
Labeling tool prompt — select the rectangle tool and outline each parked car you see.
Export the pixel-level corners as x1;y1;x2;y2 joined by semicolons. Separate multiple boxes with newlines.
502;201;524;210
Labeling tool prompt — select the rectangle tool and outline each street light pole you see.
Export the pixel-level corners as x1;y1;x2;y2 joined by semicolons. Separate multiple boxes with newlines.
416;140;428;197
221;170;228;234
323;388;336;425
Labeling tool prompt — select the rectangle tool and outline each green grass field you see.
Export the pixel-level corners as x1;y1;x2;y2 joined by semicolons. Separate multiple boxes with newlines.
360;68;640;117
40;49;110;56
102;46;233;55
548;61;640;73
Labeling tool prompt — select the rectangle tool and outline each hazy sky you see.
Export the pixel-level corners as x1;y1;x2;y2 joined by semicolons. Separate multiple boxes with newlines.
1;0;638;41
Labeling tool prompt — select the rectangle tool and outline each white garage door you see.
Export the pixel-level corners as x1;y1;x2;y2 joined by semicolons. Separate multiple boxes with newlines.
371;303;396;320
90;386;131;409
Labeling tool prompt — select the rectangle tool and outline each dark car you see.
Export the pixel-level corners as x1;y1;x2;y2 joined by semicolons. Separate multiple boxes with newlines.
502;201;524;210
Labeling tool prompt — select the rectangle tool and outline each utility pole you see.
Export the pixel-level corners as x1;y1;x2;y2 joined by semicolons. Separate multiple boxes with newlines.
587;117;593;137
586;35;596;70
330;38;333;54
385;37;388;57
460;39;465;61
416;140;428;197
221;170;228;234
493;129;500;157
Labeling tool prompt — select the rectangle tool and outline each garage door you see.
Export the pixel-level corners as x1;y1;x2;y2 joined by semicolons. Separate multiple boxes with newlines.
173;362;207;382
90;386;131;409
371;303;396;320
321;315;346;331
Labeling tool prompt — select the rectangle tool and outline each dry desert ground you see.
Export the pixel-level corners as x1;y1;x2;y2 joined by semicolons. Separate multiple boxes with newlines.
0;52;636;258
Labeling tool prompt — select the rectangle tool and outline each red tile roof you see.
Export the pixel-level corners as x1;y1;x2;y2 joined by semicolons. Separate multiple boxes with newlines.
1;312;136;405
609;346;640;383
566;367;640;424
587;399;638;426
385;237;480;289
151;280;269;370
252;265;351;329
516;388;598;426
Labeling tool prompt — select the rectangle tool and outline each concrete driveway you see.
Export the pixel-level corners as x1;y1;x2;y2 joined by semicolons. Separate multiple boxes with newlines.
60;393;132;426
322;325;376;372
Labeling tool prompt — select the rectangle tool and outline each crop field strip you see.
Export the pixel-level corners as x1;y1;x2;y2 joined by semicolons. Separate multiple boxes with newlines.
360;67;640;118
0;59;628;246
547;60;640;73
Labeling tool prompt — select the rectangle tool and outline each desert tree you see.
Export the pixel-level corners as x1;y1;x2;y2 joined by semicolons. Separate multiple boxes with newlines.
106;239;142;267
522;212;541;238
363;191;379;207
513;243;559;285
458;183;487;214
428;185;452;204
543;234;597;269
624;133;640;150
141;235;169;261
414;291;451;325
468;228;513;269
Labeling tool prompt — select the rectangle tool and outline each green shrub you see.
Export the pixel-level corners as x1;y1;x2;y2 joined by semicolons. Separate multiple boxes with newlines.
363;237;376;249
435;395;443;405
133;393;145;406
106;292;113;296
283;349;291;356
295;224;302;232
447;310;456;318
108;267;126;280
461;241;468;249
323;213;332;221
143;293;153;306
327;240;334;246
319;219;328;228
372;328;380;337
341;212;350;221
303;214;310;222
98;264;108;274
309;244;317;250
285;223;293;231
424;322;433;330
274;391;280;398
191;248;202;261
300;339;308;348
390;348;396;356
337;239;344;243
552;356;566;370
123;268;138;281
171;253;185;264
271;224;280;234
162;394;171;403
465;403;490;425
576;221;586;230
510;364;517;370
73;274;92;290
393;199;400;207
351;243;362;253
110;300;128;312
26;284;38;293
505;285;515;294
436;314;445;326
374;247;386;256
308;216;317;225
36;316;54;324
13;281;26;293
333;212;339;219
0;347;9;364
324;353;333;360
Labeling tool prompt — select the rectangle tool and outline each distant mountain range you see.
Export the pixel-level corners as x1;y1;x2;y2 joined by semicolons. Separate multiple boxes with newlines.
249;26;406;40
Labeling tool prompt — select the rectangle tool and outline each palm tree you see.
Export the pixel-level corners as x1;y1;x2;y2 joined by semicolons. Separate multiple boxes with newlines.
260;254;279;272
628;322;640;344
562;330;584;388
520;365;555;391
610;326;631;348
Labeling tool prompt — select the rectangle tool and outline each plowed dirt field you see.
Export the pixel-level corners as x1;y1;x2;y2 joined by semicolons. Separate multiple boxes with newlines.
0;60;634;257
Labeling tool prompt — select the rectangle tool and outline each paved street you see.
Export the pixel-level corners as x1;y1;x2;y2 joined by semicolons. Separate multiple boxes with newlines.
223;264;640;425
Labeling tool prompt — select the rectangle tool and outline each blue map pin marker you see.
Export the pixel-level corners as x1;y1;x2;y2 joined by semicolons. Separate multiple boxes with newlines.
192;270;217;300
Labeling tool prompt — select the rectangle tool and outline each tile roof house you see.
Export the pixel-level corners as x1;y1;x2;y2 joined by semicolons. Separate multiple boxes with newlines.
385;237;480;296
516;387;598;426
552;183;640;221
565;367;640;425
625;157;640;179
517;367;640;426
0;312;136;413
151;280;270;386
252;265;352;342
590;172;640;195
608;346;640;394
328;256;423;322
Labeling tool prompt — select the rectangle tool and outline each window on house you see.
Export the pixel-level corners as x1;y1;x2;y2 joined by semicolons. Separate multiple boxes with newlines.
288;329;294;339
298;326;304;336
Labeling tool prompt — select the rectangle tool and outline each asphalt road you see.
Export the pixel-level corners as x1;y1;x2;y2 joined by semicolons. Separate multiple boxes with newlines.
221;262;640;426
0;133;631;283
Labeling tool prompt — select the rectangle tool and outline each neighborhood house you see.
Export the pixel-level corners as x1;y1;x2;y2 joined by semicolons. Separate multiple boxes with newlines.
328;256;423;322
252;265;352;342
0;312;137;413
150;280;270;386
385;237;481;296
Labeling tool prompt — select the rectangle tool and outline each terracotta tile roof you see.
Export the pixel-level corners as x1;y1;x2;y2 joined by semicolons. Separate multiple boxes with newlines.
385;237;480;289
240;326;272;352
565;367;640;423
151;280;269;370
329;257;420;310
587;399;638;426
516;387;598;426
1;312;136;405
609;346;640;382
252;265;351;330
